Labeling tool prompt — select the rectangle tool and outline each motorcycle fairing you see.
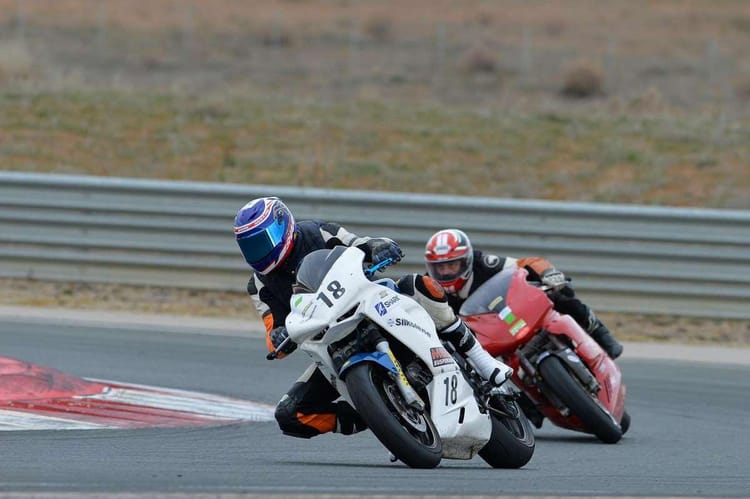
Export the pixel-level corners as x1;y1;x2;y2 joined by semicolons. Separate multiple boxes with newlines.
362;278;492;452
339;351;398;377
461;268;553;357
286;247;492;455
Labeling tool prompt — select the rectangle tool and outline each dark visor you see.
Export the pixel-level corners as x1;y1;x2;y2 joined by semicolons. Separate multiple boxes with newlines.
237;222;286;264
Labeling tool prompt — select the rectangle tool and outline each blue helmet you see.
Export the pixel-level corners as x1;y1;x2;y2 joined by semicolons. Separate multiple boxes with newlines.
234;197;296;274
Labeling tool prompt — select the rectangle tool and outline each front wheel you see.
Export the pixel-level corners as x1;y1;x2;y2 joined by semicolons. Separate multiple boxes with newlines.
538;355;622;444
479;397;536;468
345;363;443;469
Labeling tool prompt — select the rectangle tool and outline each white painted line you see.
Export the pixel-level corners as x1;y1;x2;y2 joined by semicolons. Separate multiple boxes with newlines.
0;410;106;431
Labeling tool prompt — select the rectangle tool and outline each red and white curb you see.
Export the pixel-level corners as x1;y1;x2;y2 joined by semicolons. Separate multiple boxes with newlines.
0;356;275;431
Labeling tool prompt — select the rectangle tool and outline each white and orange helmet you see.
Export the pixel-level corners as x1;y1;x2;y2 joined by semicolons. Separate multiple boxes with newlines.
424;229;474;293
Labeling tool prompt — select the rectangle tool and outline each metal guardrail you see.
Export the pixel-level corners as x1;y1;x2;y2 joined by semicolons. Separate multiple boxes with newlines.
1;171;748;319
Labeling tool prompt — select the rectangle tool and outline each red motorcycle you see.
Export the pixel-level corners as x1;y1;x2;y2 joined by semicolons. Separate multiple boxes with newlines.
460;267;629;444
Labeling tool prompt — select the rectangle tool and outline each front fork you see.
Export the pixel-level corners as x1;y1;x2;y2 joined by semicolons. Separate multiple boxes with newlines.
337;321;425;411
374;340;425;411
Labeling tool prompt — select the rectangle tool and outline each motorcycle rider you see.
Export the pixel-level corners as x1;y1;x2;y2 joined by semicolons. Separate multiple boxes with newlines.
424;228;623;360
234;197;513;439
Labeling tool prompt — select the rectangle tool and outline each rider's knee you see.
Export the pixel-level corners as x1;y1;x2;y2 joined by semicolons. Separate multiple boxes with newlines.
275;394;318;439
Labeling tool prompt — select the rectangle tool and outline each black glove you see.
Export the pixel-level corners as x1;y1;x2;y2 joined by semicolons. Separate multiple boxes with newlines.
270;326;297;355
368;238;404;266
540;268;567;290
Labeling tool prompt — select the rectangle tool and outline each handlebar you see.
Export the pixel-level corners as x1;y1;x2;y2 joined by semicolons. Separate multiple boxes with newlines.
364;257;394;277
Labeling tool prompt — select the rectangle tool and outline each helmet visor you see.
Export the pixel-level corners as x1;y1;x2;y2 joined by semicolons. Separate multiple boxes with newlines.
237;220;287;265
426;258;469;283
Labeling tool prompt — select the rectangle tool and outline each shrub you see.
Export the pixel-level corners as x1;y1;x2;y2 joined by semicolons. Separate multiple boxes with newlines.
461;44;497;74
561;59;603;98
364;16;393;42
735;76;750;100
260;25;293;47
0;41;35;82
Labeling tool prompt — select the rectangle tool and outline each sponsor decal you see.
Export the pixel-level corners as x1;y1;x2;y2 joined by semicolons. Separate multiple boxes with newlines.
498;306;516;324
509;319;527;335
488;295;503;310
430;347;454;367
375;303;388;316
382;295;400;307
393;317;432;337
483;254;501;268
376;295;401;316
301;301;314;316
294;296;303;307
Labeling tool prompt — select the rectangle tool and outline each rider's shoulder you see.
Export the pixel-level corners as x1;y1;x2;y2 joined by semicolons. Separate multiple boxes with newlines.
476;250;503;270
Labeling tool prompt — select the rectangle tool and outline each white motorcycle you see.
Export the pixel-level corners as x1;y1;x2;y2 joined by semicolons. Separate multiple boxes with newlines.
268;246;535;469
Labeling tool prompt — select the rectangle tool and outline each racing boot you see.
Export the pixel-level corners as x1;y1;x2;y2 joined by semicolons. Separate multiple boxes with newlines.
587;310;623;360
440;319;513;386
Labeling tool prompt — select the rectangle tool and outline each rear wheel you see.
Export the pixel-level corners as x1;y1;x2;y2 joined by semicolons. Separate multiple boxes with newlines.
345;363;442;468
479;396;535;468
538;355;622;444
620;410;631;435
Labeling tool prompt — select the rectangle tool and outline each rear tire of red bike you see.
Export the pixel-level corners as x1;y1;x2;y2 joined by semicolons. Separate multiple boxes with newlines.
538;355;623;444
620;410;631;435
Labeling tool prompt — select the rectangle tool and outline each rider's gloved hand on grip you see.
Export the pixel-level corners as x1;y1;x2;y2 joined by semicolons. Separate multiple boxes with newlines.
368;238;404;266
540;268;567;290
269;326;297;357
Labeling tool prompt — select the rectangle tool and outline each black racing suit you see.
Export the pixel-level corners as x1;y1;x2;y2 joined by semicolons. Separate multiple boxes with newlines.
248;220;383;438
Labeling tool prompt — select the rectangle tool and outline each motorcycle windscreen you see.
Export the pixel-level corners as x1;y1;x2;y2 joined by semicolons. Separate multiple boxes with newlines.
295;246;350;292
460;269;551;356
459;269;516;315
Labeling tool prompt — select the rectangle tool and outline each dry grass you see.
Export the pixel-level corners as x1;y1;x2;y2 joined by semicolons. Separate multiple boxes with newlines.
1;92;748;208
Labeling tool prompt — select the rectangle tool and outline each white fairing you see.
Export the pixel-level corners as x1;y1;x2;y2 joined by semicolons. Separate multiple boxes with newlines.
285;247;491;459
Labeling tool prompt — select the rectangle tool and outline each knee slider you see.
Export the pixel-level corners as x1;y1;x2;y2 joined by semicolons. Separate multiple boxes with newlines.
415;275;447;302
274;394;317;439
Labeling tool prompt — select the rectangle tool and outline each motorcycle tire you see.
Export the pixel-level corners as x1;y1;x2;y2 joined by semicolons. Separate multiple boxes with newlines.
478;398;536;468
538;355;623;444
345;362;443;469
620;410;631;435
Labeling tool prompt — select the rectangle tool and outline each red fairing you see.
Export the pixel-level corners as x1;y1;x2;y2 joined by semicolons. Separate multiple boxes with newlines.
464;269;553;358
